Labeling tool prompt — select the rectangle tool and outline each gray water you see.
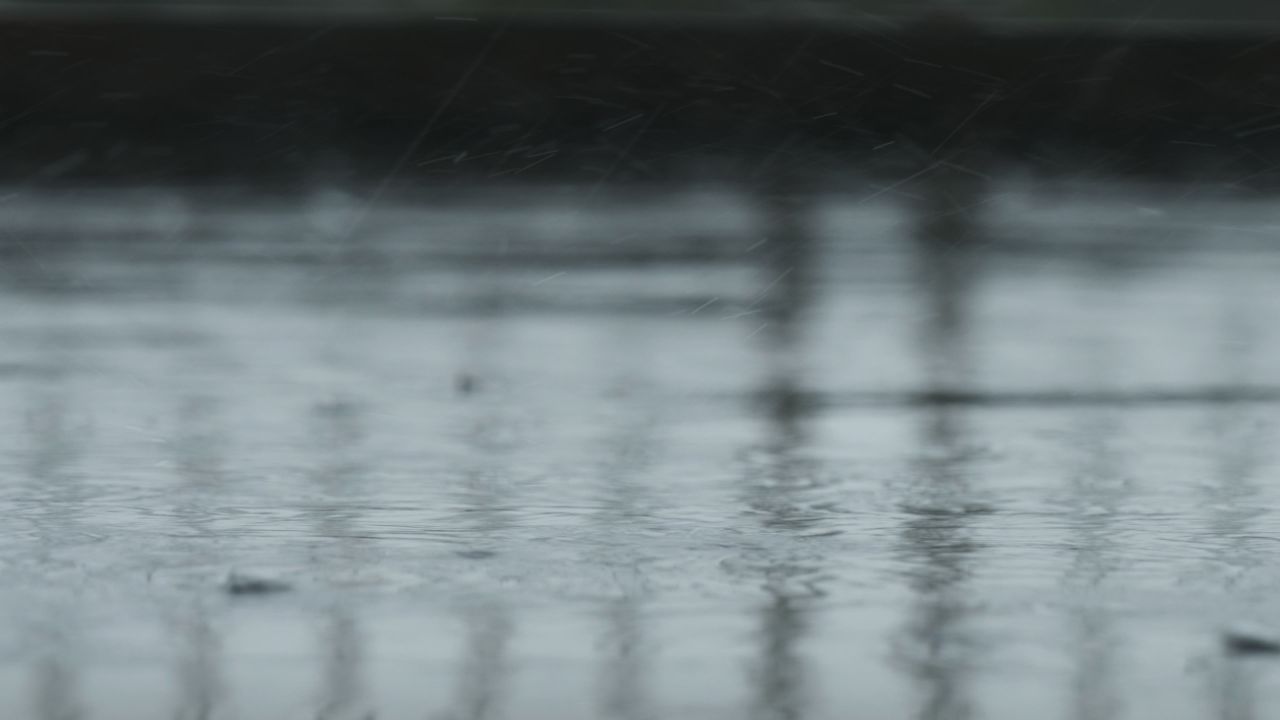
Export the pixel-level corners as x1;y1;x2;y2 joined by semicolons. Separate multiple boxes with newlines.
2;182;1280;719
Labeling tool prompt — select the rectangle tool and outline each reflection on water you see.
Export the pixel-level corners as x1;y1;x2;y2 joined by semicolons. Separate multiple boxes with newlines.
1204;303;1267;720
745;185;816;720
171;392;228;720
589;322;658;720
597;596;651;720
443;603;513;720
1063;259;1130;720
308;398;371;720
21;385;87;720
317;607;366;720
894;171;982;720
29;615;82;720
2;183;1280;717
172;609;222;720
441;291;517;720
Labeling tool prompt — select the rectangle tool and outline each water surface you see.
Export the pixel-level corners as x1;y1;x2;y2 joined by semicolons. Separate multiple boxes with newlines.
1;183;1280;719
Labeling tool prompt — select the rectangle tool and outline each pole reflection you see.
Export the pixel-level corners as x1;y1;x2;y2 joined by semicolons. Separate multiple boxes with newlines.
22;381;86;720
591;322;658;720
445;603;513;720
750;178;817;533
1215;663;1258;720
455;257;519;553
22;390;83;543
169;392;229;720
743;182;819;720
1061;247;1139;720
749;590;810;720
440;454;516;720
437;276;518;720
892;170;984;720
1201;305;1266;591
1204;303;1266;720
597;597;653;720
29;621;82;720
171;610;223;720
1063;408;1126;720
307;396;372;720
316;606;366;720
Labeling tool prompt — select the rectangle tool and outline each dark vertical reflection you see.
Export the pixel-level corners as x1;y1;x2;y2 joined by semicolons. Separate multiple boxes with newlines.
895;412;977;720
749;590;810;720
1062;258;1133;720
1201;305;1265;590
597;597;652;720
439;274;517;720
591;325;657;720
316;607;365;720
755;179;815;358
912;169;982;396
309;397;368;543
22;381;86;720
457;393;516;557
455;252;518;555
22;390;84;556
307;397;371;720
893;177;983;720
743;182;819;720
1215;662;1258;720
445;604;513;720
169;393;228;720
172;611;222;720
1062;410;1126;720
751;177;817;520
1205;305;1265;720
29;619;82;720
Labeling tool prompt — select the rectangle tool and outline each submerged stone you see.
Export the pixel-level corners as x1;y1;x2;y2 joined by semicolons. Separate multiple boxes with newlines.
1223;631;1280;656
224;572;293;596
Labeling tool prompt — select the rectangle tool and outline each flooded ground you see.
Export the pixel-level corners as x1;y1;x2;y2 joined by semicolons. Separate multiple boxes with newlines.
1;181;1280;719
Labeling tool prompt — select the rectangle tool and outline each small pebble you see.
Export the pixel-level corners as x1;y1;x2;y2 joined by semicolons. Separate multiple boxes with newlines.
456;373;479;395
225;572;292;596
1223;631;1280;656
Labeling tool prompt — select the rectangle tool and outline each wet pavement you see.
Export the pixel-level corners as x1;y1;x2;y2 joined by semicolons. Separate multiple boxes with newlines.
1;180;1280;718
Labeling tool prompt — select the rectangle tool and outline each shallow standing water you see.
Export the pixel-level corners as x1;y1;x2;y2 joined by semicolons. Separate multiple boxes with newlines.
2;182;1280;719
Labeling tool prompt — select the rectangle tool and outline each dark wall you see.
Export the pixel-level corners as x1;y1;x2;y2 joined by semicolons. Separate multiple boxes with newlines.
2;15;1279;188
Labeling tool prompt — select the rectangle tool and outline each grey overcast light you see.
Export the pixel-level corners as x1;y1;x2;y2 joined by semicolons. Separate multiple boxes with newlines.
2;1;1280;718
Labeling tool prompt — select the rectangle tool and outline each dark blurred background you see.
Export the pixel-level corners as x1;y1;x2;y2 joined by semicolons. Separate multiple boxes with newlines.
4;0;1280;192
